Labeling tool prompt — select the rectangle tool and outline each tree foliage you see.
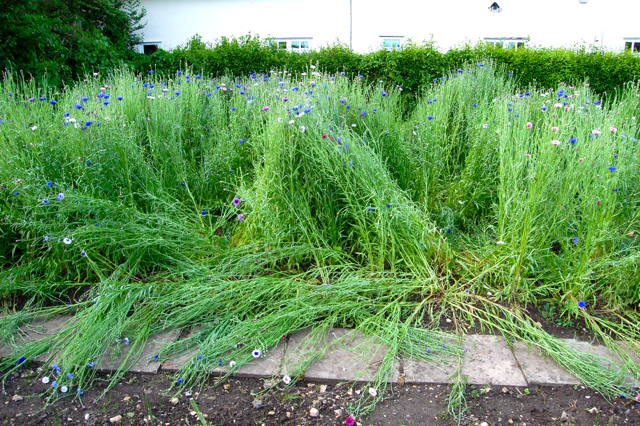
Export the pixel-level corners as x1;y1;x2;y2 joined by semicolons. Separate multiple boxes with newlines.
0;0;146;86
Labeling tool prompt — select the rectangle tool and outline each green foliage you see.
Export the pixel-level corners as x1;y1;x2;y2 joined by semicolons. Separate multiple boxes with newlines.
133;35;640;100
0;0;146;87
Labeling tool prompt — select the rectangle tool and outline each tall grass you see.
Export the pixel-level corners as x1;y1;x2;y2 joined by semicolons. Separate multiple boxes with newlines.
1;62;639;419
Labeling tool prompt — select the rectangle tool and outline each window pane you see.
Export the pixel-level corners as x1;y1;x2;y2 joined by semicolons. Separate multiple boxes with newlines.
392;39;400;47
487;41;494;46
634;42;640;53
143;44;158;55
625;42;632;51
301;41;309;48
382;39;391;48
496;42;503;47
291;41;299;49
508;42;516;49
517;42;524;48
278;41;287;49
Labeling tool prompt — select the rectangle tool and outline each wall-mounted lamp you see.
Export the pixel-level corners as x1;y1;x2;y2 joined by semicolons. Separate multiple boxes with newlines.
488;2;502;12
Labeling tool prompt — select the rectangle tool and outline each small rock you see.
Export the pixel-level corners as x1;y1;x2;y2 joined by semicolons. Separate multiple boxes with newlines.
123;396;131;402
109;415;122;424
309;408;319;417
319;384;327;393
480;422;489;426
334;409;343;417
501;387;508;393
170;397;179;406
560;411;569;421
268;411;275;416
286;412;291;418
11;395;23;402
307;383;315;388
587;407;598;414
252;399;263;409
84;414;90;420
189;411;196;416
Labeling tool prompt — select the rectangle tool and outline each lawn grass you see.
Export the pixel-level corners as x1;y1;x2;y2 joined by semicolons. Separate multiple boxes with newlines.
1;62;639;418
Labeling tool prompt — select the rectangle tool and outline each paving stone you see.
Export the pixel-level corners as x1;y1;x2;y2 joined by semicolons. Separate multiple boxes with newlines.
565;339;640;386
283;328;400;383
461;334;527;387
403;356;459;384
235;341;286;378
0;316;74;362
99;329;180;374
513;341;580;386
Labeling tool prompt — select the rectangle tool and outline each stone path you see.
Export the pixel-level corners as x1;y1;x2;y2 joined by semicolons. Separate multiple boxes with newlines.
2;316;639;388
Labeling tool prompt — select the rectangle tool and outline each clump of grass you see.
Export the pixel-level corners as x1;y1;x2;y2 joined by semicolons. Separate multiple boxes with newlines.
0;62;638;419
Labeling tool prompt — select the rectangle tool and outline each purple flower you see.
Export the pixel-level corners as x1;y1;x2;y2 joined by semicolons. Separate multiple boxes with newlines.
42;199;50;205
43;236;49;242
238;214;245;221
233;198;241;206
80;251;87;257
262;106;269;111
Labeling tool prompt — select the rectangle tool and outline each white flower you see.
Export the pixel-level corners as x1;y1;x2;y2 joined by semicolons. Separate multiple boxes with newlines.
105;117;111;121
482;124;489;129
310;65;316;69
229;361;236;368
369;387;377;397
252;349;261;358
42;377;50;384
496;240;505;245
289;120;295;125
247;99;252;104
63;237;72;245
31;126;37;131
277;117;283;122
60;386;68;393
283;375;291;385
299;126;306;133
301;72;307;76
351;124;356;127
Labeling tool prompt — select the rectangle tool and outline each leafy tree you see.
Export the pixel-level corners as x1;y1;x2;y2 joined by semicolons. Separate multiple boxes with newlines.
0;0;146;86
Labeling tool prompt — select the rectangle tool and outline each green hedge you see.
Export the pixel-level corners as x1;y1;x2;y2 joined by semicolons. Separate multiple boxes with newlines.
130;35;640;97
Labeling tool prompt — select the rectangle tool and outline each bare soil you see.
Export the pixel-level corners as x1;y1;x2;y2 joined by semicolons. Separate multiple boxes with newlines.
1;366;638;426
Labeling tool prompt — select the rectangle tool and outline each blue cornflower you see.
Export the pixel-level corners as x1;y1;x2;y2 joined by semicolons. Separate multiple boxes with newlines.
608;166;617;172
43;236;49;242
508;108;513;112
572;237;579;244
218;360;224;366
206;92;211;97
176;70;182;75
86;160;92;166
57;193;65;201
578;301;587;308
515;114;520;118
50;100;56;105
149;70;154;74
201;210;207;215
360;111;366;117
473;103;478;107
386;203;391;208
175;92;180;96
180;183;186;187
381;92;387;97
569;138;577;144
42;199;50;205
67;373;73;380
239;139;244;144
52;381;58;388
87;362;95;368
63;112;70;117
177;378;185;385
230;107;236;111
542;107;547;111
103;101;109;105
117;96;123;101
77;389;84;395
74;104;83;109
17;357;26;365
80;97;89;102
197;355;203;360
13;192;18;197
427;116;434;120
85;121;92;126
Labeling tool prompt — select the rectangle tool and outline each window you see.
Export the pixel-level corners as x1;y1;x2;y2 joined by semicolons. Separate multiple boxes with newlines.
270;38;311;52
140;42;162;55
625;40;640;53
485;38;526;49
380;36;403;51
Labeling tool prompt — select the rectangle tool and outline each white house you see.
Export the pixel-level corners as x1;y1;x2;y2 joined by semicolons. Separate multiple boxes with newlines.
137;0;640;54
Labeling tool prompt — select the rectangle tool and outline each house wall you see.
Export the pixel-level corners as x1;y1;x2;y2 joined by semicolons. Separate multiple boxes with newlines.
137;0;640;52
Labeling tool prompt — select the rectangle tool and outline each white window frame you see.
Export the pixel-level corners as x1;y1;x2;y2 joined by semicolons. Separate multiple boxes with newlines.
139;41;162;55
485;37;527;49
270;38;312;52
379;36;404;51
624;38;640;54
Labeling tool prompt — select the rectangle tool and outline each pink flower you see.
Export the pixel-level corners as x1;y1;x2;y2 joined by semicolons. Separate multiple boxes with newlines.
93;72;98;76
592;129;601;135
554;103;563;108
526;122;533;129
282;98;288;102
579;158;584;162
262;106;269;111
564;106;570;111
552;127;559;132
345;417;355;426
609;126;617;132
525;154;531;157
551;140;561;146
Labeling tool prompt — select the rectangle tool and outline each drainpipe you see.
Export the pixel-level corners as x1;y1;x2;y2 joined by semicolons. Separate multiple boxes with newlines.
350;0;352;50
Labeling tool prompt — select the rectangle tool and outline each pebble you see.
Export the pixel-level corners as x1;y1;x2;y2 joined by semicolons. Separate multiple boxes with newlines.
11;395;23;402
309;407;319;417
252;399;263;409
170;397;179;406
480;422;489;426
85;414;90;421
109;415;122;423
